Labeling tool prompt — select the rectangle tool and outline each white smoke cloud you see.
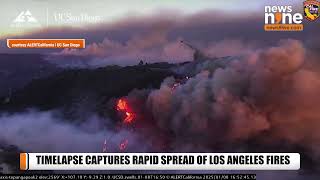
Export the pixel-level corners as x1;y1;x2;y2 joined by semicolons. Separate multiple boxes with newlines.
55;37;194;66
0;110;148;152
52;32;255;67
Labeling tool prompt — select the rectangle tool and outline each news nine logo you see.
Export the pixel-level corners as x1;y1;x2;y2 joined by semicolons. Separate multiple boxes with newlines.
264;5;304;31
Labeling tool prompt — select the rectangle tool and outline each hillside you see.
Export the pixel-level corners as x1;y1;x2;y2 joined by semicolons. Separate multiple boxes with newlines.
0;62;177;120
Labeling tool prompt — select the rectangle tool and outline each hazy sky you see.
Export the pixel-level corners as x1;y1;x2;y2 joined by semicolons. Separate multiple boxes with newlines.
0;0;301;37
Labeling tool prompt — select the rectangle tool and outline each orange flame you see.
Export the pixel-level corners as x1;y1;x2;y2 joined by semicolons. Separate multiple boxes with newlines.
117;99;128;111
102;99;135;152
116;98;135;124
124;112;134;123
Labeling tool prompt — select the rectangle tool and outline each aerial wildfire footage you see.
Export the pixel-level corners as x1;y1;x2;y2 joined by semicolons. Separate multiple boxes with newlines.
0;0;319;179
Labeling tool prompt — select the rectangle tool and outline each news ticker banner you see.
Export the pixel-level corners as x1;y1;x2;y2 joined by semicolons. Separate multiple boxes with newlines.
20;153;300;171
0;174;257;180
7;39;85;48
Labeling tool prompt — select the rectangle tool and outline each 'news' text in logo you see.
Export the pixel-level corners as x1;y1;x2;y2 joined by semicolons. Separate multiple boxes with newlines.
264;6;303;31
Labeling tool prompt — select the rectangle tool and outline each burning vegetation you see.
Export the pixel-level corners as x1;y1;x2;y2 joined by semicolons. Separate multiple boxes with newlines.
102;98;138;152
102;40;320;167
116;99;136;124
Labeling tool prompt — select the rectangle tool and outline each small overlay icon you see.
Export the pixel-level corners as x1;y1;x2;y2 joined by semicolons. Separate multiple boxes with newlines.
304;0;319;21
10;10;41;28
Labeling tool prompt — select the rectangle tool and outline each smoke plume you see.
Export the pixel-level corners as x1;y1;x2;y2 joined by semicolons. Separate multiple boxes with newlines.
147;39;320;158
0;110;148;152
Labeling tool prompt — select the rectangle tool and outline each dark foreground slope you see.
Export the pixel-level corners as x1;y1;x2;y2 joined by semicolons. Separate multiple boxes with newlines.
0;63;177;119
0;54;59;96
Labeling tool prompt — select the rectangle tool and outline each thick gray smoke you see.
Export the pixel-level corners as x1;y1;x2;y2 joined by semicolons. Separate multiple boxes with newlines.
147;39;320;156
46;11;268;68
145;39;320;179
0;110;148;152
